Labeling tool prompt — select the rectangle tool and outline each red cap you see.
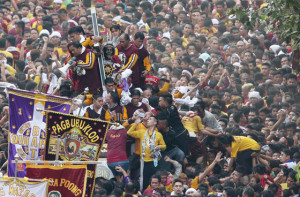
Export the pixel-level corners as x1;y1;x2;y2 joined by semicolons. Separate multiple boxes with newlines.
145;75;160;85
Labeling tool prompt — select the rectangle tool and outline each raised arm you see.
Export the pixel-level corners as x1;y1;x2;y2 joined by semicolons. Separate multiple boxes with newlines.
271;110;286;131
10;0;18;11
199;62;218;88
40;37;49;60
198;152;223;183
20;40;26;61
127;118;142;138
0;62;6;82
164;156;182;179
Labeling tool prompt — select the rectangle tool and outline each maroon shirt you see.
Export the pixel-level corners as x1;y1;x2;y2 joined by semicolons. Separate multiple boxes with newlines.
133;45;150;87
125;102;148;118
106;128;128;163
72;48;101;93
53;25;63;34
117;44;138;71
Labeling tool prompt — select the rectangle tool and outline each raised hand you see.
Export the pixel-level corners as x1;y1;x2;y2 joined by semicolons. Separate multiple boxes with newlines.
43;37;49;43
214;152;223;163
50;52;58;62
21;40;27;47
134;117;142;125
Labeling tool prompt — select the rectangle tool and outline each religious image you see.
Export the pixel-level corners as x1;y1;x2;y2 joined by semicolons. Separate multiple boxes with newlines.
47;128;99;161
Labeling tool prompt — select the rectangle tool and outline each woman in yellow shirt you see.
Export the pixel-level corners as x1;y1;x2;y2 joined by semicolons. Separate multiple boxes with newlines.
127;116;166;190
32;9;46;33
219;134;260;174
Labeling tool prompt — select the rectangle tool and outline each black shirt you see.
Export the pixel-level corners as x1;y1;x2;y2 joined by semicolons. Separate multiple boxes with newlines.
158;105;185;134
160;128;176;152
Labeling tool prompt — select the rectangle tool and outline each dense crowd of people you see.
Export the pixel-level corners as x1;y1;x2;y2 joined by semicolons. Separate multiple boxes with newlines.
0;0;300;196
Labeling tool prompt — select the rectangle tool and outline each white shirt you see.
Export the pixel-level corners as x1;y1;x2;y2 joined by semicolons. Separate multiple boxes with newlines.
203;110;223;132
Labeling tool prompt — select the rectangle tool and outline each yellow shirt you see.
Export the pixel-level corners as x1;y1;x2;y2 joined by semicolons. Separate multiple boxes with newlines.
182;115;204;135
83;94;93;106
190;176;199;189
165;183;173;192
55;48;68;59
158;81;170;94
281;183;288;190
173;91;183;98
182;36;189;48
123;121;148;155
143;55;151;72
231;136;260;158
170;52;175;59
0;51;14;68
0;51;13;59
28;75;40;87
32;22;43;33
257;64;262;70
127;124;166;162
5;64;16;76
145;24;150;31
105;106;128;122
26;14;34;19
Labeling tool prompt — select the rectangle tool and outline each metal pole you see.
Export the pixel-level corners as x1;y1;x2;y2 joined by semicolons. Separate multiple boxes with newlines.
55;134;61;162
12;160;104;165
14;154;19;180
78;87;89;116
91;7;106;88
25;178;54;183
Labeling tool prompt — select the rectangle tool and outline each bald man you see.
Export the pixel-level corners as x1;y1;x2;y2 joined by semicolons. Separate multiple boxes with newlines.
116;33;138;75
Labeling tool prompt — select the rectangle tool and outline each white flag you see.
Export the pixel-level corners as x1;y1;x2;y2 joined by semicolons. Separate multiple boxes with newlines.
0;178;48;197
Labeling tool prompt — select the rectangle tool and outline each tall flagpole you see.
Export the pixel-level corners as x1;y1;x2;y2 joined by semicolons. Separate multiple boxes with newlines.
91;7;106;88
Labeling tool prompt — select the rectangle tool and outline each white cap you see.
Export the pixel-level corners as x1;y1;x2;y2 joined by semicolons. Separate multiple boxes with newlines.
185;188;197;195
233;62;241;67
199;53;211;63
50;31;61;38
278;50;286;56
182;70;192;78
280;162;296;169
269;44;280;54
249;91;261;99
120;19;132;25
39;29;50;36
228;14;236;19
212;18;219;25
53;0;63;3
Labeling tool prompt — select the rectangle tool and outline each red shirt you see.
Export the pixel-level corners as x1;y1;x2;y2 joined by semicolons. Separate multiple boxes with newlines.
143;188;153;196
260;174;282;195
106;128;128;163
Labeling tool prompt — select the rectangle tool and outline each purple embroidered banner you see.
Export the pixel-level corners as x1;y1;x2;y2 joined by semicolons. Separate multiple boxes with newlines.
7;88;72;177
